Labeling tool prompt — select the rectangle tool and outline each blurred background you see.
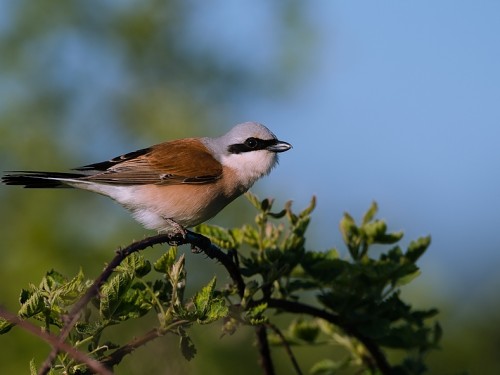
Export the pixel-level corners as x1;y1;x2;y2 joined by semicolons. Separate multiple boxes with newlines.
1;1;499;374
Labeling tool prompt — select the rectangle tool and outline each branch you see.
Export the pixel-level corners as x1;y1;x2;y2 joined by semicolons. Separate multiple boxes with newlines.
185;231;246;297
0;306;113;375
251;271;278;375
255;325;275;375
265;298;392;375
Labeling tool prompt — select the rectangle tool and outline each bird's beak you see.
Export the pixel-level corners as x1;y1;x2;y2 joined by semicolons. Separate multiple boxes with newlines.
267;140;292;153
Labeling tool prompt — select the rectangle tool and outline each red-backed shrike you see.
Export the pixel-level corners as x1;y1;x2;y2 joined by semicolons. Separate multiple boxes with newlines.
2;122;291;234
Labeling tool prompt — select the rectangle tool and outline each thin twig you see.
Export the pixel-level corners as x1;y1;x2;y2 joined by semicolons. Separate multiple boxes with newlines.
97;320;189;371
0;306;113;375
266;323;303;375
99;328;162;370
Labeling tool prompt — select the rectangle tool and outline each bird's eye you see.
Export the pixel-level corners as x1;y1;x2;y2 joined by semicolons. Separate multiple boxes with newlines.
244;138;258;148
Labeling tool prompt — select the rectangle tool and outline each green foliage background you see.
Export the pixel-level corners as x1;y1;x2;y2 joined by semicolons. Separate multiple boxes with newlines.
0;1;497;374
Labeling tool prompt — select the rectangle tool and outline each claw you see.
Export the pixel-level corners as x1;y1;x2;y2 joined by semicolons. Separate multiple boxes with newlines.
161;218;188;245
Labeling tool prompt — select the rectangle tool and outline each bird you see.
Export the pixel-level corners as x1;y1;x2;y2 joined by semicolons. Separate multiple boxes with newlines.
2;122;292;236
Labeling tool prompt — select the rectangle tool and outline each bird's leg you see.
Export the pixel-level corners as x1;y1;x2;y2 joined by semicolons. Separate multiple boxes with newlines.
161;218;212;252
162;218;188;245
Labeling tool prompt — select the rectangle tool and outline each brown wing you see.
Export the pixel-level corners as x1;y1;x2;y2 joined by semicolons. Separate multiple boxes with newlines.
80;139;222;185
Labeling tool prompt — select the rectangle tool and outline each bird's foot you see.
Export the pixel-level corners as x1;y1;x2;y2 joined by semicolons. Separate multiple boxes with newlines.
162;218;188;245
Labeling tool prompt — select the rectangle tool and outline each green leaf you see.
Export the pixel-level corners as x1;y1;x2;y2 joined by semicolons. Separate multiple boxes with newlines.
301;251;347;284
310;359;345;375
299;195;317;219
339;213;359;258
242;225;260;248
19;290;45;318
245;303;268;325
376;231;404;244
363;219;387;243
291;215;311;238
113;285;153;321
118;253;151;277
248;303;267;316
245;191;262;210
281;234;306;256
41;270;66;291
99;271;134;320
267;207;288;219
193;277;228;323
362;201;378;225
406;236;431;263
289;318;320;343
0;318;14;334
340;213;356;238
58;268;86;302
19;288;31;305
205;298;228;324
153;247;178;274
195;224;239;249
193;277;216;317
228;227;244;244
30;359;37;375
260;197;273;212
75;320;105;336
394;269;421;287
179;330;197;361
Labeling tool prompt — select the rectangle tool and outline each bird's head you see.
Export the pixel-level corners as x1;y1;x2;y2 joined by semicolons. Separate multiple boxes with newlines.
203;122;292;189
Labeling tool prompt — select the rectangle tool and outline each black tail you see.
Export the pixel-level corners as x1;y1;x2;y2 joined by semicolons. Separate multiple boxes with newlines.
1;172;85;188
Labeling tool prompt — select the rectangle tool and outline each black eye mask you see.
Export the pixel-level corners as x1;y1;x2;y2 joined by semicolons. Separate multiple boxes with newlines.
227;137;279;154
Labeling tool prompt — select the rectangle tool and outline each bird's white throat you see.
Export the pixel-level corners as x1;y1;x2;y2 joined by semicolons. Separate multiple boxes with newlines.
220;149;278;190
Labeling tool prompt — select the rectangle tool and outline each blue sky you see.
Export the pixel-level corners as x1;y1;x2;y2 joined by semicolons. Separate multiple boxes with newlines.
192;1;500;299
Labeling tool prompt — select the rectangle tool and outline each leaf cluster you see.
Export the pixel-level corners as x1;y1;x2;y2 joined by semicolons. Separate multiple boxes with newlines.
1;249;227;374
0;194;440;374
197;195;440;374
